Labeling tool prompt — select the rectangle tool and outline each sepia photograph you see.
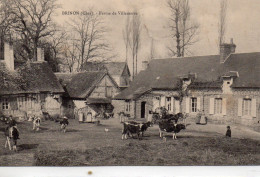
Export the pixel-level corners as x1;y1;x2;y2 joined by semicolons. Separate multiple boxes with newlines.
0;0;259;168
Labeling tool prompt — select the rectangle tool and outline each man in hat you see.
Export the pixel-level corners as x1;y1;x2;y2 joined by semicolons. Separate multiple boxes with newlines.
60;116;69;133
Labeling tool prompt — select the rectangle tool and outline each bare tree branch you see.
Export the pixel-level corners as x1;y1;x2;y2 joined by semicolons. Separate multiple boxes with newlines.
167;0;199;57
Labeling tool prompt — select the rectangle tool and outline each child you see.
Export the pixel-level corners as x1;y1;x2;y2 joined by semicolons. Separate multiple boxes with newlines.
226;126;231;137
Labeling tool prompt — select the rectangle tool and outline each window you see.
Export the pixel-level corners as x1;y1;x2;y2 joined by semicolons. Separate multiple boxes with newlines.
243;99;251;116
2;98;9;110
166;97;171;111
106;87;113;98
214;98;222;114
191;97;197;112
125;101;131;112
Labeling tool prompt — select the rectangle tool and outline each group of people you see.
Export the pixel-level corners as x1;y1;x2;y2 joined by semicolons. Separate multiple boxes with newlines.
3;115;69;152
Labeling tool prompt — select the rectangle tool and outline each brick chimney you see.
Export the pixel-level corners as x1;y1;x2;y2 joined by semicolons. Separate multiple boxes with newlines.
4;42;14;71
37;47;44;61
220;38;236;63
142;60;149;70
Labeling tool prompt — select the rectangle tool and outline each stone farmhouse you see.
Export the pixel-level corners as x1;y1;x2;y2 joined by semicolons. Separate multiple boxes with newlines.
0;42;64;118
81;62;131;89
114;40;260;129
56;71;120;121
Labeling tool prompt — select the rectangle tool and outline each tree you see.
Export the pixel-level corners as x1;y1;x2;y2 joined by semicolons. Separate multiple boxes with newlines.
44;28;67;72
68;12;113;71
122;16;131;63
0;0;16;40
219;0;227;48
60;35;78;72
129;14;142;79
12;0;59;60
167;0;199;57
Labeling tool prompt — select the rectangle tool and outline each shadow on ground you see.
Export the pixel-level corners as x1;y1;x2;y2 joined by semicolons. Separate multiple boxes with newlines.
18;144;39;151
66;129;80;132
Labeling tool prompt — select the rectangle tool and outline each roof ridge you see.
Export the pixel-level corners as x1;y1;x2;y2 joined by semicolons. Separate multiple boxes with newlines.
230;51;260;55
55;71;106;74
152;54;220;60
152;51;260;61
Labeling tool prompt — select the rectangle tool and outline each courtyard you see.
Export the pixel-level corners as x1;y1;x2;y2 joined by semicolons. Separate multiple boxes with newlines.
0;118;259;166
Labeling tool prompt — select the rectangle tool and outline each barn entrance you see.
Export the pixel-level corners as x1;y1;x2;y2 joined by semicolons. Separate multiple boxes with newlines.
141;101;146;118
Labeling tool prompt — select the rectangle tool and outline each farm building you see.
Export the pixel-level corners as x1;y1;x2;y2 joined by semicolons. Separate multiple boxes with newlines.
81;62;131;89
56;71;120;121
114;40;260;128
0;42;64;118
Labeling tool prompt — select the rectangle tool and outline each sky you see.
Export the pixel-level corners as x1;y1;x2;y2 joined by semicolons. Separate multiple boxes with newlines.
55;0;260;72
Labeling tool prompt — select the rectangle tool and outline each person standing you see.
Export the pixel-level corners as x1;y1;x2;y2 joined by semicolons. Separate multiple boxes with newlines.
226;126;231;137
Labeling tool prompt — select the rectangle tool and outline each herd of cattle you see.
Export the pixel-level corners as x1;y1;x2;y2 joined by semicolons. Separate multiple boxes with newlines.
1;107;187;152
122;107;187;140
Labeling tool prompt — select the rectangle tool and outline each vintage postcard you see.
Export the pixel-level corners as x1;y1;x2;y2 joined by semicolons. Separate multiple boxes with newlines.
0;0;259;172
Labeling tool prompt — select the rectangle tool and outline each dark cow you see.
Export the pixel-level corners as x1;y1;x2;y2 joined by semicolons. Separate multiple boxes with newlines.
122;121;152;140
60;116;69;133
159;120;186;140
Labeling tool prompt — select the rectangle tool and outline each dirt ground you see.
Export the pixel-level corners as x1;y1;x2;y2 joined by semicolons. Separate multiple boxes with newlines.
0;118;259;166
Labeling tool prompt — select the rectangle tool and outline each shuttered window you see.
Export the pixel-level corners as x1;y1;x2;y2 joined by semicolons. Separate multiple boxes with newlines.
152;96;160;111
161;96;166;107
106;87;113;98
214;98;222;114
125;101;131;112
2;98;9;110
166;97;171;111
243;99;251;116
209;98;214;114
185;97;190;113
191;97;197;113
252;99;257;118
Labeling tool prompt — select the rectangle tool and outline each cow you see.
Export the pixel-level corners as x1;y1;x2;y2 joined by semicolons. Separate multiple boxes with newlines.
60;116;69;133
158;120;186;140
122;121;152;140
32;116;41;131
5;125;19;151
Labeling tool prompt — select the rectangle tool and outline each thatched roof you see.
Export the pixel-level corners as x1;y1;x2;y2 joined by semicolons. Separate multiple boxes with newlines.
0;61;64;95
81;62;129;76
56;71;107;99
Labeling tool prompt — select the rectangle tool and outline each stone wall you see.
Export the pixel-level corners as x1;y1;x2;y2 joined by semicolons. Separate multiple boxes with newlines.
188;88;260;128
122;88;260;128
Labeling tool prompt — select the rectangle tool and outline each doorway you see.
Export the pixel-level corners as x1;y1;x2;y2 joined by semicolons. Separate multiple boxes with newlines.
141;101;146;118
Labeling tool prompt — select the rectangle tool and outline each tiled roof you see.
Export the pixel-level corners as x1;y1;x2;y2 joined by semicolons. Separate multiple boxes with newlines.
115;52;260;100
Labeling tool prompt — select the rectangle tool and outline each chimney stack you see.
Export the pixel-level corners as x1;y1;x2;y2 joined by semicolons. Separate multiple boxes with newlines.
220;38;236;63
142;60;149;70
4;42;14;71
37;47;44;62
